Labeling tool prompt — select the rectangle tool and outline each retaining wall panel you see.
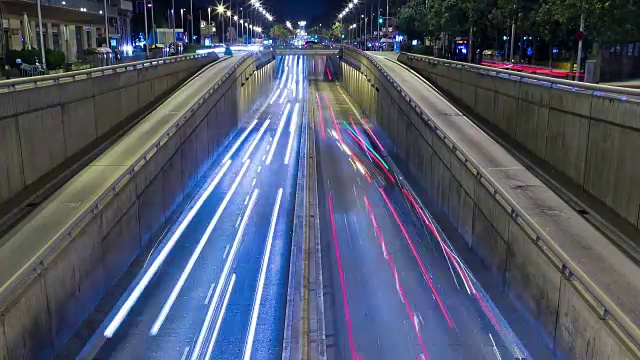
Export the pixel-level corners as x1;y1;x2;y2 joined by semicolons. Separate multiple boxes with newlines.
549;88;591;118
505;221;561;337
515;100;549;159
137;173;165;247
13;85;61;115
61;98;97;157
99;178;137;239
494;93;519;138
471;204;507;282
101;202;141;289
3;276;53;360
555;278;640;360
46;218;103;353
0;323;7;360
162;150;185;216
18;107;66;185
544;110;589;184
0;118;25;204
58;78;94;104
94;90;123;137
583;121;640;225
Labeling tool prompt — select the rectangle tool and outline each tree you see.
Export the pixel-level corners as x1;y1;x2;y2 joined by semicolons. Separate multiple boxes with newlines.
269;23;293;42
397;0;429;41
329;21;343;41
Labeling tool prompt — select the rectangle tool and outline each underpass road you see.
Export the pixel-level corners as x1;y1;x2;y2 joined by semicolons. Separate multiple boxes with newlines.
91;55;306;360
312;80;529;360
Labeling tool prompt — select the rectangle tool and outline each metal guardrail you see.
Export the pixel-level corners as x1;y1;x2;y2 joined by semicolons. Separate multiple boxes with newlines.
402;52;640;102
0;52;217;93
0;52;259;309
344;46;640;350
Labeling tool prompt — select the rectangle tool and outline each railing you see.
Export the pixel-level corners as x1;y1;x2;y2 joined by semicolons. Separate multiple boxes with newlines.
402;52;640;101
344;46;640;350
0;52;216;93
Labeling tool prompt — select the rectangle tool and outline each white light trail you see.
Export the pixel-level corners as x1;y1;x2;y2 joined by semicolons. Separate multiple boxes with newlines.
223;120;258;162
243;119;271;162
242;188;283;360
204;274;236;359
191;189;259;360
284;103;299;165
266;103;290;164
103;159;232;338
149;160;251;335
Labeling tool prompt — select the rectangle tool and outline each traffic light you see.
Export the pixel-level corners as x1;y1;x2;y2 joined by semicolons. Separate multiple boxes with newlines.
341;34;345;39
378;17;383;24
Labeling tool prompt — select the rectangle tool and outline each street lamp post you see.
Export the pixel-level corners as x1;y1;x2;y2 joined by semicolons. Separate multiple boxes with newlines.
150;0;155;45
190;0;193;44
216;4;225;45
171;0;175;46
143;0;149;56
103;0;109;47
227;10;231;43
36;0;46;68
207;7;211;44
181;8;185;32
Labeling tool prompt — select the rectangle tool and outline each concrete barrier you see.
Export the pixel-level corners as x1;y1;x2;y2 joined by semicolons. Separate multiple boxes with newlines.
398;53;640;233
340;47;640;360
0;52;275;360
0;53;219;219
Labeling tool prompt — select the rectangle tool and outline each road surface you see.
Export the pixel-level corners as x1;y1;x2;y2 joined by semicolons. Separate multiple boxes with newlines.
311;79;530;360
89;54;306;360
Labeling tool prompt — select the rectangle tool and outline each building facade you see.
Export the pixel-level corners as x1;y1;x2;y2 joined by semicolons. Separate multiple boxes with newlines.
0;0;132;62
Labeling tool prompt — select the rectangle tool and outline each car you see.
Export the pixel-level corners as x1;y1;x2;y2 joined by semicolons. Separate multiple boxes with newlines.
304;40;323;49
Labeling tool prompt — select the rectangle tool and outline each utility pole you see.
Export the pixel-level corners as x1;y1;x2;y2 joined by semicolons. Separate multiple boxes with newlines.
171;0;175;46
377;0;380;45
150;0;155;45
575;13;585;81
36;0;46;68
509;18;515;62
143;0;149;55
103;0;109;47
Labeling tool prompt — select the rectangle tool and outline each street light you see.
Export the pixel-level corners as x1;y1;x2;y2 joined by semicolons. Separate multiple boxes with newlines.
216;3;226;45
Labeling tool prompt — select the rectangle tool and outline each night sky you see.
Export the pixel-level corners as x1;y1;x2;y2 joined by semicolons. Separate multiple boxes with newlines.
143;0;343;30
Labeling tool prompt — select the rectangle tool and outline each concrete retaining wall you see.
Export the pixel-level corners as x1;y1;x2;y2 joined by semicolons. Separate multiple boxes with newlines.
0;54;275;360
398;53;640;232
340;49;640;360
0;54;219;214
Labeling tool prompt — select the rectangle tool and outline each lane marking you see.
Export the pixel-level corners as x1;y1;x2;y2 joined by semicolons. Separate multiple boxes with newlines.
490;333;503;360
266;103;291;164
257;166;262;173
104;160;232;338
204;274;236;360
243;118;271;162
205;283;215;304
148;161;250;336
180;346;190;360
191;190;259;359
284;103;300;165
252;178;257;187
243;188;284;360
244;194;250;205
223;121;258;162
223;245;230;259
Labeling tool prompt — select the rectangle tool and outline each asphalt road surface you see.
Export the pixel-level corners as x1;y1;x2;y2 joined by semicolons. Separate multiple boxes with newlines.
89;54;306;360
311;79;530;360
